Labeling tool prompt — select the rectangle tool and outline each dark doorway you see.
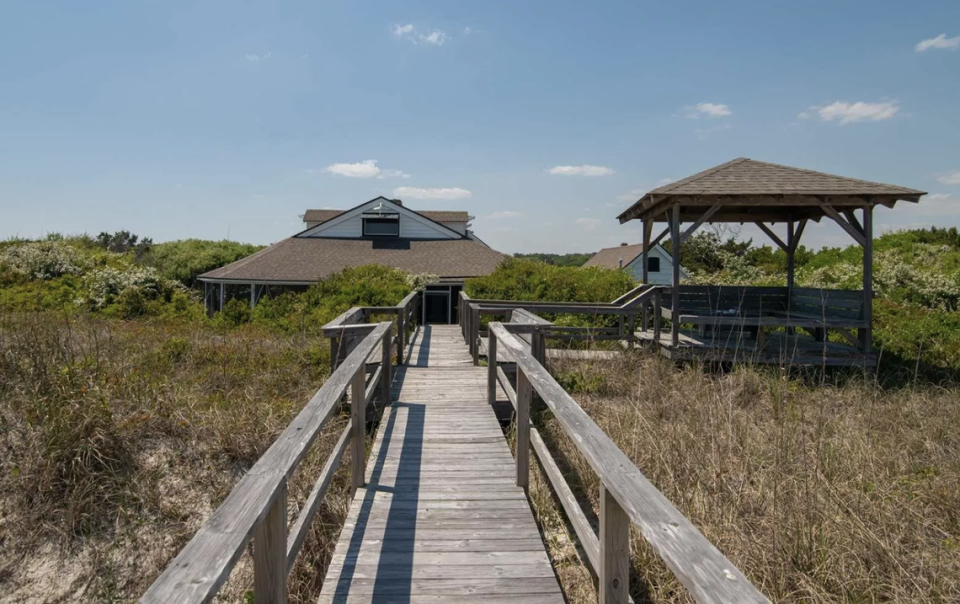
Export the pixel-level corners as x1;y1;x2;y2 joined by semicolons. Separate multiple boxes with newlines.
424;292;450;324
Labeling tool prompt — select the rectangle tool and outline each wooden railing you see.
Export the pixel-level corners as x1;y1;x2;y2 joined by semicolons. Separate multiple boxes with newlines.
324;290;421;368
487;319;769;604
459;286;663;365
139;320;393;604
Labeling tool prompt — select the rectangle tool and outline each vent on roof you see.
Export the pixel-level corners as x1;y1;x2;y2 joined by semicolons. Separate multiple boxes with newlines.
620;242;628;247
390;199;403;206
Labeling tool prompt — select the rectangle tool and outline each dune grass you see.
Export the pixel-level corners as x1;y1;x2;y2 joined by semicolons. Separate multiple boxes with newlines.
525;352;960;603
0;311;351;603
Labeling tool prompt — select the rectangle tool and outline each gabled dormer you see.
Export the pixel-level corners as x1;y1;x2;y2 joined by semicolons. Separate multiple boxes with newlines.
299;197;469;240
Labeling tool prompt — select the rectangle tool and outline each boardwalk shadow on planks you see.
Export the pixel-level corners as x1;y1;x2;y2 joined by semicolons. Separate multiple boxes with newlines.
332;402;425;603
320;325;563;604
412;324;431;367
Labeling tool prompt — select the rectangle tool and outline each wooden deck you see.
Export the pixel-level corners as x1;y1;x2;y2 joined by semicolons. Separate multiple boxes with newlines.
635;327;877;366
318;325;564;603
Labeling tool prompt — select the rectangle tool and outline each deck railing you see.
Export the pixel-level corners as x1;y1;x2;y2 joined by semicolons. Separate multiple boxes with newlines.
459;286;663;365
138;321;393;604
139;291;422;604
487;318;769;604
325;290;421;367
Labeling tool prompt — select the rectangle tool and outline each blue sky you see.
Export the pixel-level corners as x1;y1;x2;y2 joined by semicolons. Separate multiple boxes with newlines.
1;0;958;253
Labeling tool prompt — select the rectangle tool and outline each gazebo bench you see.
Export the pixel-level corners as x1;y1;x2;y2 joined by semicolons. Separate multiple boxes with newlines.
667;286;867;344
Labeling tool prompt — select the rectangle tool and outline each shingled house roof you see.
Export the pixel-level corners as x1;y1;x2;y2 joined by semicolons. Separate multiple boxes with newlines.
617;158;926;223
583;243;646;269
199;237;508;283
303;209;470;225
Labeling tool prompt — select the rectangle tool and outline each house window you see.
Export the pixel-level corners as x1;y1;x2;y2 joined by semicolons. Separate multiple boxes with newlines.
648;257;661;272
363;217;400;237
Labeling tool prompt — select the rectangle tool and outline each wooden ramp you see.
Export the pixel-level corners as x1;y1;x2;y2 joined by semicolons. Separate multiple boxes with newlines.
319;325;564;604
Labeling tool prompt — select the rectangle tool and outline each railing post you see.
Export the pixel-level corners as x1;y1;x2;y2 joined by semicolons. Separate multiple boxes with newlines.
600;482;629;604
253;485;287;604
532;328;546;370
381;327;392;409
329;335;341;373
471;306;480;366
487;329;497;406
351;368;365;490
653;289;662;343
627;313;635;349
397;310;405;365
516;369;530;490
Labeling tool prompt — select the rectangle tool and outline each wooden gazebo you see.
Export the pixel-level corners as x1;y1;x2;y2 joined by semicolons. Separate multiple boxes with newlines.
617;158;926;365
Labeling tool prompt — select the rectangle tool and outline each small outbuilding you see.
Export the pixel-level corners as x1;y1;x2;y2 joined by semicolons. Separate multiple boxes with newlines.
617;157;926;365
583;242;686;285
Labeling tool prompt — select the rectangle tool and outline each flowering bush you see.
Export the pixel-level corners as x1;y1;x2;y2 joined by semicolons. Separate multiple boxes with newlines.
83;266;185;309
0;241;88;280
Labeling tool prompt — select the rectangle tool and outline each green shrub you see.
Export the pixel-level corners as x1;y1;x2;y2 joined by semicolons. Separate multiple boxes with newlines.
142;239;264;287
465;258;635;303
217;298;252;326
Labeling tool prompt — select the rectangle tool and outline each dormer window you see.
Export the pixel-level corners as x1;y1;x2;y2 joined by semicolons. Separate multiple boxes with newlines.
362;202;400;237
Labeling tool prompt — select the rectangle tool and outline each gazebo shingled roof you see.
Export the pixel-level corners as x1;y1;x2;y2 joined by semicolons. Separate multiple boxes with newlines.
614;157;928;357
617;158;926;224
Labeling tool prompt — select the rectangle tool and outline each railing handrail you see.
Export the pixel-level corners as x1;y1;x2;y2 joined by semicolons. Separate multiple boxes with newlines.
139;322;392;604
489;321;769;604
322;290;421;366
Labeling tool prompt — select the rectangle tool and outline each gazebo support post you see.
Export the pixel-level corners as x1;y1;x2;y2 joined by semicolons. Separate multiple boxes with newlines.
641;218;651;329
861;205;873;354
786;219;795;309
670;204;681;347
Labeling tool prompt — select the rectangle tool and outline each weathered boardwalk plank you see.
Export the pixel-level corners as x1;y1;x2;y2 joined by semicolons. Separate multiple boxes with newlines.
318;325;563;603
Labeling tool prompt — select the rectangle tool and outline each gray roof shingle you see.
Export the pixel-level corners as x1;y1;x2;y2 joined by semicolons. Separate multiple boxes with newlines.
617;158;927;223
199;237;507;282
649;158;926;197
583;244;646;269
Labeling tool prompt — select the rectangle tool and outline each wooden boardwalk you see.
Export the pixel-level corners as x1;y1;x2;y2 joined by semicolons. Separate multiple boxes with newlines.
318;325;564;604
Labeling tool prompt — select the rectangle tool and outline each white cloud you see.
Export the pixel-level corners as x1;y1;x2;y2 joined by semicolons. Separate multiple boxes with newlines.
489;211;523;219
548;165;615;176
323;160;381;178
245;51;272;62
576;218;601;231
916;33;960;52
377;169;410;180
463;26;473;35
323;160;409;179
927;193;951;201
392;186;472;200
805;101;900;125
392;24;414;37
686;102;732;119
392;23;449;46
419;31;449;45
939;170;960;185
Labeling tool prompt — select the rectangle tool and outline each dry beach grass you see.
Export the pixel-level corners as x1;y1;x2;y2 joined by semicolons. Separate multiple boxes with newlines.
529;352;960;603
0;312;353;603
